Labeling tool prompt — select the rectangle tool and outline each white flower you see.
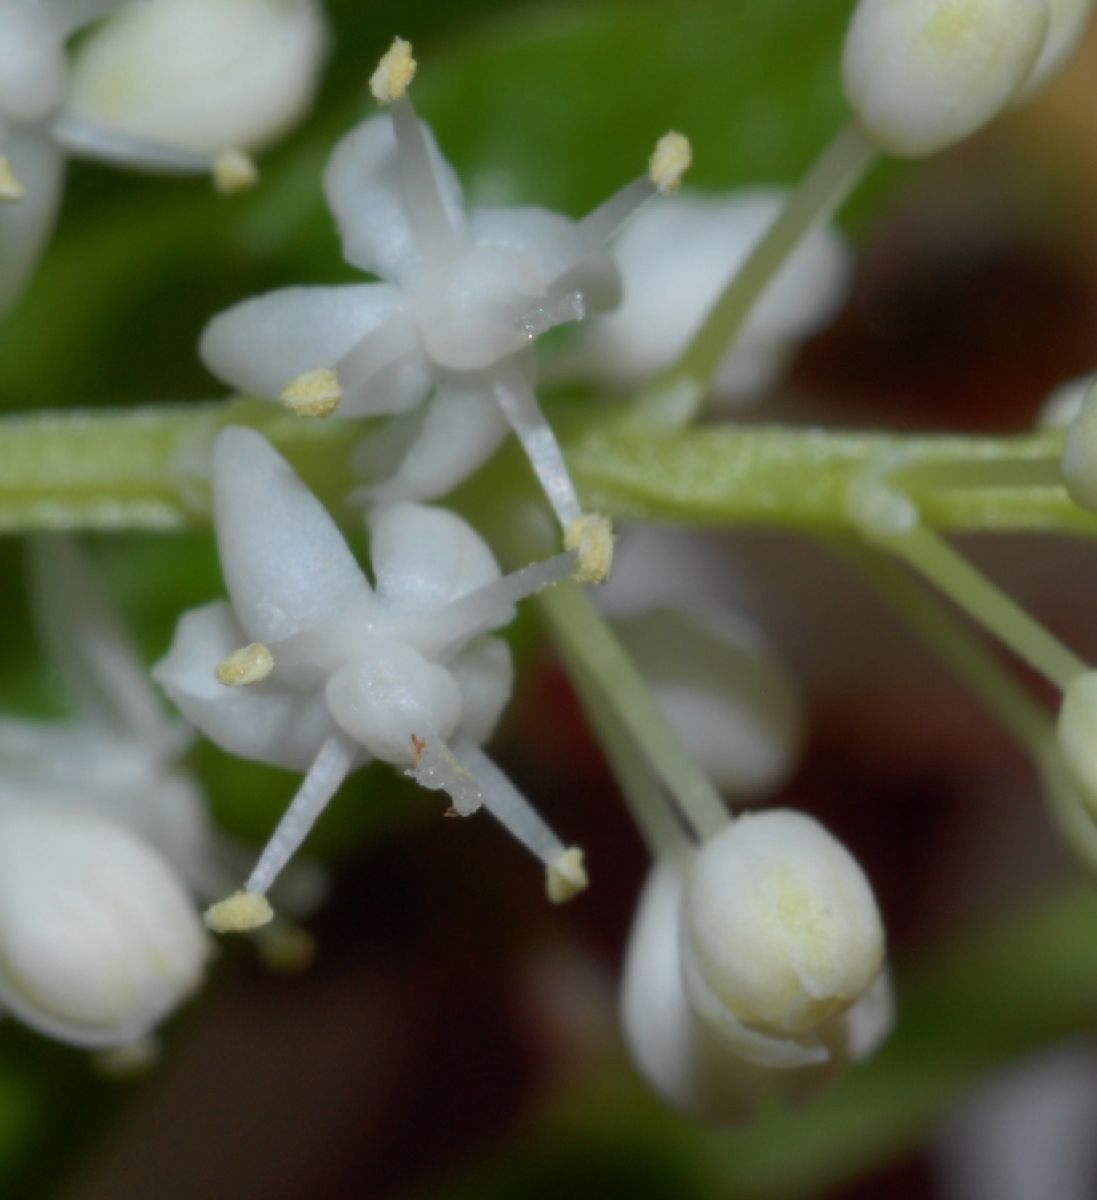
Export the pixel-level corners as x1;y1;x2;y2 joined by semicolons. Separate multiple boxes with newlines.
621;811;890;1125
199;37;690;539
0;0;326;315
560;189;849;406
154;426;588;926
1018;0;1096;98
65;0;329;154
842;0;1050;157
0;807;208;1048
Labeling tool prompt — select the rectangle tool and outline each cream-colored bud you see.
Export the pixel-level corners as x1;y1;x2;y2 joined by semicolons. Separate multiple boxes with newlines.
684;811;884;1036
1061;385;1097;511
842;0;1050;156
1057;673;1097;821
0;810;208;1048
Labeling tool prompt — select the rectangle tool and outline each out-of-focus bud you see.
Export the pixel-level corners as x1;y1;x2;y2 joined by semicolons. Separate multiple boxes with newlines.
1061;385;1097;511
684;811;885;1037
842;0;1050;156
0;809;209;1047
1038;373;1093;430
65;0;329;153
1018;0;1095;98
1057;673;1097;821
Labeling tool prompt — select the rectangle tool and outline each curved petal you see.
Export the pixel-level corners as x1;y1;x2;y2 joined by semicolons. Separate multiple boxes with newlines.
199;283;403;399
0;131;66;317
355;381;508;505
841;969;894;1062
323;113;466;283
212;427;372;643
613;605;803;799
451;636;514;745
470;205;620;314
369;503;502;615
152;600;335;770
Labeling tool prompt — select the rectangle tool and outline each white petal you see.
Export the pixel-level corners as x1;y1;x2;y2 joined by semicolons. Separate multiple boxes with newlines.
0;809;208;1048
356;381;508;504
322;113;465;283
325;640;462;765
0;131;66;316
199;283;404;400
65;0;329;153
369;502;502;615
613;604;803;799
841;969;894;1061
0;5;67;122
451;637;514;745
152;600;335;770
212;427;372;643
470;205;620;313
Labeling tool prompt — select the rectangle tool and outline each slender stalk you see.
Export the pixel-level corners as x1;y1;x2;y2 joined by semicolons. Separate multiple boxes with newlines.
635;121;876;423
885;524;1086;691
537;581;728;842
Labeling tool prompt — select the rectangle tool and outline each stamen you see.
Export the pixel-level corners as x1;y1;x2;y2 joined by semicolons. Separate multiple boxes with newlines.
205;889;274;933
244;734;359;896
215;642;274;687
369;36;418;104
648;131;691;194
451;738;588;902
406;733;483;815
0;156;24;202
213;149;260;195
370;37;464;262
578;131;692;246
565;514;614;584
281;368;343;417
491;367;583;531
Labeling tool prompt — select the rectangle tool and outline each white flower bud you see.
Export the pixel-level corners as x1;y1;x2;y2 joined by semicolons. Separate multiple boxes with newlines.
1057;672;1097;821
1038;373;1093;430
1019;0;1096;98
65;0;329;154
684;811;884;1036
1061;385;1097;511
842;0;1050;157
0;810;208;1047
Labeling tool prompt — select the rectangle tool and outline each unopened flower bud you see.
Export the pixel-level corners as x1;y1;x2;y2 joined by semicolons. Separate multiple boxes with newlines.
1018;0;1095;98
1057;672;1097;821
684;811;884;1036
0;810;208;1047
842;0;1050;157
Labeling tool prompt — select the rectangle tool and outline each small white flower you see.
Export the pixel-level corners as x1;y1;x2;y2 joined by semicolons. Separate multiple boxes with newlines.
154;427;587;924
0;807;208;1048
561;189;849;405
200;37;689;538
621;811;890;1125
842;0;1050;157
65;0;329;154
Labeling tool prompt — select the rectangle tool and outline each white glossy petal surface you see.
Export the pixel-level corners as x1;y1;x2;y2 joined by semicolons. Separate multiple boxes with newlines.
323;113;466;282
451;637;514;745
66;0;329;152
0;131;65;315
212;428;372;644
0;5;67;122
0;809;208;1048
199;283;404;400
153;600;335;770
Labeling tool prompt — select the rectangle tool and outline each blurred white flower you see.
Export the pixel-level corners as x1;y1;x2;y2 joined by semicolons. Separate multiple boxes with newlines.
621;811;891;1125
65;0;329;153
0;807;208;1048
200;38;688;536
561;189;849;406
154;427;587;924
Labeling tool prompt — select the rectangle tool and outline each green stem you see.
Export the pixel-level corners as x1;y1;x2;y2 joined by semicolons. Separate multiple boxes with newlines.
536;581;728;843
634;121;876;424
884;524;1086;692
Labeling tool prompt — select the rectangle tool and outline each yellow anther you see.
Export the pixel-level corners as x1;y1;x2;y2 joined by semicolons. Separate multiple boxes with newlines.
370;36;417;104
648;131;692;194
546;847;588;903
215;642;274;687
0;155;24;202
565;513;615;584
205;890;274;933
281;368;342;417
213;149;259;195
